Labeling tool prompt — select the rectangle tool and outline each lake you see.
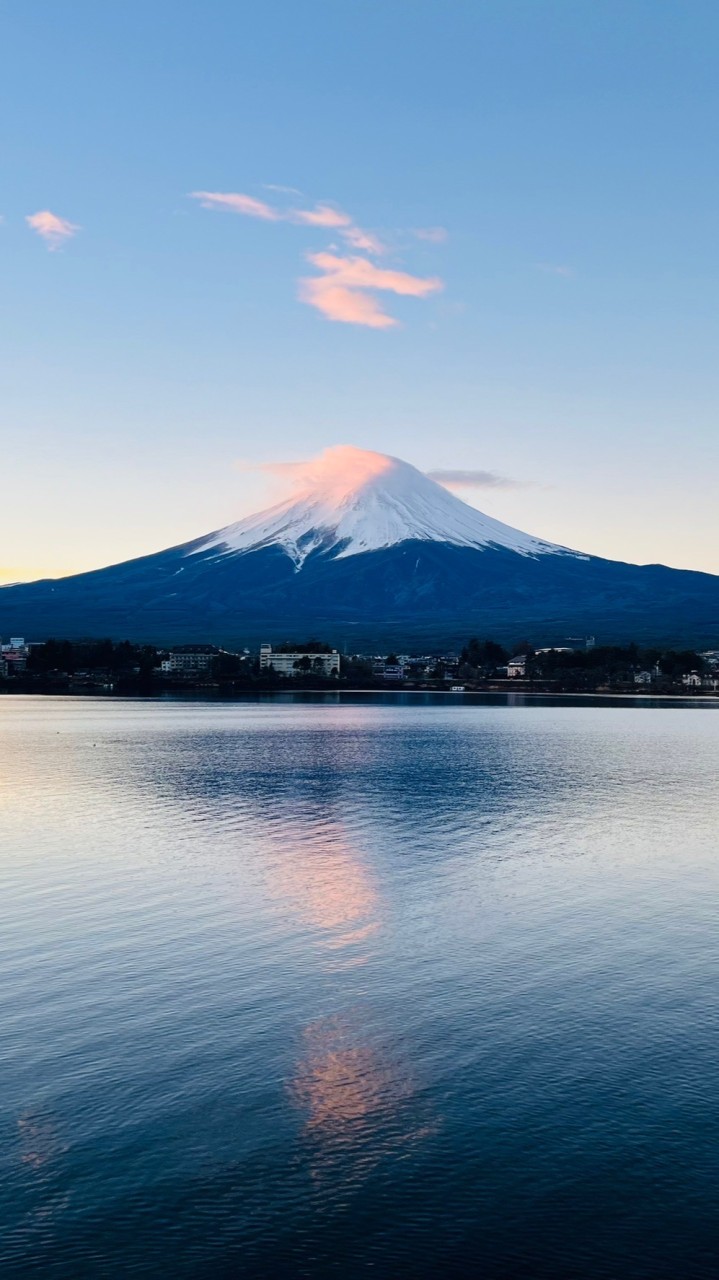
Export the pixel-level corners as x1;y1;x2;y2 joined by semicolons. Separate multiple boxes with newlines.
2;694;719;1278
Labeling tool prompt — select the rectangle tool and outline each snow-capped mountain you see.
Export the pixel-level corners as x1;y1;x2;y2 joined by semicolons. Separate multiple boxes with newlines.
194;446;582;565
2;445;719;648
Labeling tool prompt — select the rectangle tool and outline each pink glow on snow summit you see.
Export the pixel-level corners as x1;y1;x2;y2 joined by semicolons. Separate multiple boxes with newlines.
277;446;395;503
193;446;584;567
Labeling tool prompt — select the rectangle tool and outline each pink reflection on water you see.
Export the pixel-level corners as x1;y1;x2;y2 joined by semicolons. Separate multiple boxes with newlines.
267;814;381;961
290;1014;409;1136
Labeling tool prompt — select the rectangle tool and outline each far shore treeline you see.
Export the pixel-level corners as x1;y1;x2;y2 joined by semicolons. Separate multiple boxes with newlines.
1;635;717;697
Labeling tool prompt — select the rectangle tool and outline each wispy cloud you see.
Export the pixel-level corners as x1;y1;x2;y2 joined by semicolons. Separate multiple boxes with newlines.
294;202;387;252
190;189;383;252
191;187;445;327
413;226;448;244
290;204;351;229
426;469;528;490
341;225;386;255
536;262;573;278
299;253;442;328
190;191;280;220
26;210;80;249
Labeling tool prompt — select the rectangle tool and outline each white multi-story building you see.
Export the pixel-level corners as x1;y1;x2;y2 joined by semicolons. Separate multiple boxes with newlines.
160;645;217;675
1;637;28;654
259;644;340;677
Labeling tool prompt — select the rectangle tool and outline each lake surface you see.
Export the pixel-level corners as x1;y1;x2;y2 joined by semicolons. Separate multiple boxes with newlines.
2;694;719;1278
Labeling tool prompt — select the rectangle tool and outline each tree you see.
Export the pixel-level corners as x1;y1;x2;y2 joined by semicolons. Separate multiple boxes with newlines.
512;639;534;657
278;639;332;654
460;638;508;672
212;652;243;677
27;639;75;673
658;650;704;678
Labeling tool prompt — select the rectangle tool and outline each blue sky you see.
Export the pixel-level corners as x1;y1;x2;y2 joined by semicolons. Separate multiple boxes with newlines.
3;1;719;581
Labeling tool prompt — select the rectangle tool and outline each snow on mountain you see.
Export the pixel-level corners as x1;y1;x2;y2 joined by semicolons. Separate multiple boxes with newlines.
5;444;719;648
192;446;583;567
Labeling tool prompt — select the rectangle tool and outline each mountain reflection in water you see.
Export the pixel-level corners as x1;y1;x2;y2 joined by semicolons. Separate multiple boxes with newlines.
2;695;719;1280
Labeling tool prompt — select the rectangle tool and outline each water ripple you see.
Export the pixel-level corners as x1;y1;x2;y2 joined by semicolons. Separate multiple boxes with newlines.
2;695;719;1278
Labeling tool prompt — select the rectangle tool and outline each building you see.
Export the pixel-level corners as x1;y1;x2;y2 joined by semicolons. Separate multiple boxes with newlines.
507;655;528;678
1;637;28;655
382;663;404;681
160;645;217;675
680;671;718;690
1;637;29;673
259;644;340;677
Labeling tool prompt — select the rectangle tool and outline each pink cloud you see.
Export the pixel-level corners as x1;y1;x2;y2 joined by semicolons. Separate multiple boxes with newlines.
236;445;394;497
190;191;280;220
291;204;352;228
298;253;442;328
307;253;442;297
292;205;386;255
26;210;80;249
340;225;386;255
191;185;445;327
299;278;397;328
191;188;387;254
191;192;354;230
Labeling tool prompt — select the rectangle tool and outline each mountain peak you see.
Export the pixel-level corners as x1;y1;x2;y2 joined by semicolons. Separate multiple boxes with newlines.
193;445;581;567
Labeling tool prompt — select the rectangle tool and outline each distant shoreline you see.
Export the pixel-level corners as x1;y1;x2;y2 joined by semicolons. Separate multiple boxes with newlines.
3;688;719;706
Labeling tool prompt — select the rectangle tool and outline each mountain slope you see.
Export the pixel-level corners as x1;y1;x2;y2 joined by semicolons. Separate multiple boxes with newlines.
2;446;719;648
